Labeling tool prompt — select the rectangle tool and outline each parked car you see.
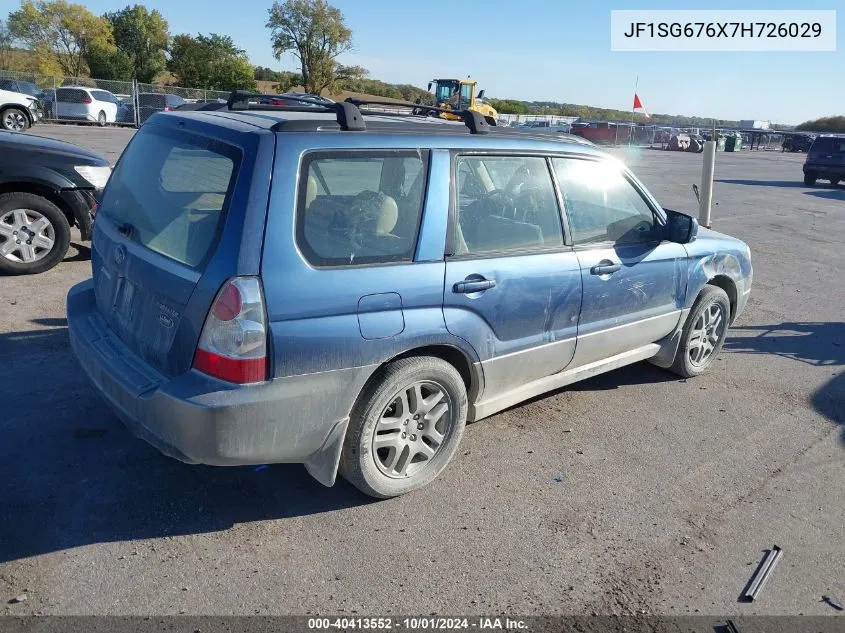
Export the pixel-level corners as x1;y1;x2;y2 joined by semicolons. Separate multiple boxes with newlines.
136;92;187;124
783;133;815;153
0;130;111;274
0;78;40;98
54;86;122;125
66;94;753;499
803;135;845;186
0;88;41;131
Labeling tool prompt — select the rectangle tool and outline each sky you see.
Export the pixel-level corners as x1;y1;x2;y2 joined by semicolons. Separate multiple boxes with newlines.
3;0;841;124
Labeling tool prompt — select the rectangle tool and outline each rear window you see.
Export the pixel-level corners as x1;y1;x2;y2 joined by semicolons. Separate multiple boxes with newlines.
98;126;241;269
811;137;845;154
296;150;429;267
90;90;114;102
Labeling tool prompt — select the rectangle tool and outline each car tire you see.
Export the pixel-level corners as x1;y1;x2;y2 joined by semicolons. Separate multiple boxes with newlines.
97;111;106;127
0;192;71;275
1;107;30;132
668;285;732;379
830;179;840;187
339;356;468;499
804;173;817;186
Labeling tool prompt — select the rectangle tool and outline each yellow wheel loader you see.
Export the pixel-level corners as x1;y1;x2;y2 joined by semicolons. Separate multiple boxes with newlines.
427;78;498;125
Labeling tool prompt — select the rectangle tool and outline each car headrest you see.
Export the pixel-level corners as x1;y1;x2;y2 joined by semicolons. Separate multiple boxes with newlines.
305;175;318;208
350;190;399;235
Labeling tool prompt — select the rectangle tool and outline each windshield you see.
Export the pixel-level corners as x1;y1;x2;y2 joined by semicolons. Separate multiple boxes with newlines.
434;80;459;104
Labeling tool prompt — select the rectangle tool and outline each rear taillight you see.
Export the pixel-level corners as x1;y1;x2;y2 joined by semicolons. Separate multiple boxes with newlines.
192;277;268;384
164;105;172;111
83;97;92;104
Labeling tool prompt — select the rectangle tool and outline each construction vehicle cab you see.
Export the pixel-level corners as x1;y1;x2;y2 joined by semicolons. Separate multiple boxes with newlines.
428;78;498;125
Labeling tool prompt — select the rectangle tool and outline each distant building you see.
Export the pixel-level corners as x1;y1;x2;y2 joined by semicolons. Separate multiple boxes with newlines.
740;120;771;130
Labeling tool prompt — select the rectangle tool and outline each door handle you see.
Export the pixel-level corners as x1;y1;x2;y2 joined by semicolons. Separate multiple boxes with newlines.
590;262;621;275
453;278;496;294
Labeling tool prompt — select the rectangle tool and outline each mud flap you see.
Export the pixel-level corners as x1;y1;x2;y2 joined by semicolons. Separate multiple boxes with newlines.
303;417;350;487
648;308;690;368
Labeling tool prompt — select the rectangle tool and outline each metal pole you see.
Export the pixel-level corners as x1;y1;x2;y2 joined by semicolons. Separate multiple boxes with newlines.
629;75;637;148
699;119;716;229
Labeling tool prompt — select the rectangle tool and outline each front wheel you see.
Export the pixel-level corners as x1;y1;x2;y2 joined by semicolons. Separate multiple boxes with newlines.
804;173;817;186
668;285;731;378
339;357;468;498
0;192;71;275
97;110;107;127
1;107;30;131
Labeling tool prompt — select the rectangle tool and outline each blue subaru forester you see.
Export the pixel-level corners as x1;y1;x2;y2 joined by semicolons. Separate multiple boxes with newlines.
67;93;752;498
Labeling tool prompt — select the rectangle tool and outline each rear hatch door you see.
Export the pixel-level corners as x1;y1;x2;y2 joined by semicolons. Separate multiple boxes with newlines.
809;136;845;167
91;119;263;377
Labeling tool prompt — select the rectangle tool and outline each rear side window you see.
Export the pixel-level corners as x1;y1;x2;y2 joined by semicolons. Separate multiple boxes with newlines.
98;126;240;269
166;94;186;107
811;137;845;154
56;88;90;103
296;150;429;267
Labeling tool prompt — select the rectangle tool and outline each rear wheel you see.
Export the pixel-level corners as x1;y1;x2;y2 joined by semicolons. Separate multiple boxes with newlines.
830;179;840;186
1;107;29;132
804;173;817;186
97;110;106;127
668;285;731;379
339;356;468;498
0;192;70;275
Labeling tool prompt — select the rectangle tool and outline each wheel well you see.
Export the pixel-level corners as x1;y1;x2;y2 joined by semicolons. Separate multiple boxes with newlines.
707;275;737;321
0;182;76;229
389;345;476;397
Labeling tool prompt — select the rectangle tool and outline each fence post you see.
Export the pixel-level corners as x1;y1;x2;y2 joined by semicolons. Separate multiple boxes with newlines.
133;78;140;128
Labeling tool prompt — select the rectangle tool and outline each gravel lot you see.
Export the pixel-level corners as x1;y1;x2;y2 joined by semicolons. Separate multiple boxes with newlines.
1;124;843;617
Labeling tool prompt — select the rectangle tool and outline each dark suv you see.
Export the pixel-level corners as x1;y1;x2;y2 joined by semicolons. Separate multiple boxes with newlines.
803;135;845;186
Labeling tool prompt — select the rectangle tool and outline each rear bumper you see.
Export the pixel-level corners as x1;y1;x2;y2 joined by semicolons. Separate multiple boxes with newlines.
804;164;845;178
66;280;374;485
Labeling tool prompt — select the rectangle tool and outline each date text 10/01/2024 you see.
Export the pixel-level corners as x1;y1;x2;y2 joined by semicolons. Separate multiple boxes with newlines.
307;617;529;630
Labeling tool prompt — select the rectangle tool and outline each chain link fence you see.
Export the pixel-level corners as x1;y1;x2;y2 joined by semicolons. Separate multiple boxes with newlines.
0;69;793;151
0;69;231;128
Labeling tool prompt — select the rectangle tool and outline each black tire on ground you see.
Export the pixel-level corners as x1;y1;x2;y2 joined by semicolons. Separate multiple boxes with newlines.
485;116;497;126
668;285;732;379
97;110;107;127
0;192;71;275
804;173;817;186
830;179;840;186
0;106;30;131
339;356;468;499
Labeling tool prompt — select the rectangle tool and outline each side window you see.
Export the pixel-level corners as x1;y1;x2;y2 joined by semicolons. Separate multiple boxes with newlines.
460;83;473;105
552;157;659;245
296;151;429;267
453;155;563;256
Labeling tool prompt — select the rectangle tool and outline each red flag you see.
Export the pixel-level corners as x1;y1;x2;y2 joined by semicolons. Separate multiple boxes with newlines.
633;93;650;118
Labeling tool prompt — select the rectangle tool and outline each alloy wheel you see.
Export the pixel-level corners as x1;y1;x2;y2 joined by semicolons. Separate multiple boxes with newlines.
3;110;26;131
688;302;726;367
0;209;56;263
372;380;454;478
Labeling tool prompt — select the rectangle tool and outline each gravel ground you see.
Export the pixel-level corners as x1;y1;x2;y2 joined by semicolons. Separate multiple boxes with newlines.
1;125;843;617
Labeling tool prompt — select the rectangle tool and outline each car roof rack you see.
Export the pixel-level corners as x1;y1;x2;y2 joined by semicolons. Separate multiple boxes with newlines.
344;97;490;135
223;90;490;135
226;90;365;131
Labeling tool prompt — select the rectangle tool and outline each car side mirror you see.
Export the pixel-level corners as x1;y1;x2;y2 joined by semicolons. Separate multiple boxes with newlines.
664;209;698;244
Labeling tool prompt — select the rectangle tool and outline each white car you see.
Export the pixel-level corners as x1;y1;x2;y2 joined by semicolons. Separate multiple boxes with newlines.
54;86;120;126
0;88;40;131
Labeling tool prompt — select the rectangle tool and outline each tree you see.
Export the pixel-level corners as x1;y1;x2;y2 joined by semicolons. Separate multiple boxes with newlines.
8;0;115;76
266;0;354;95
167;33;256;91
0;20;13;70
103;5;169;82
796;116;845;133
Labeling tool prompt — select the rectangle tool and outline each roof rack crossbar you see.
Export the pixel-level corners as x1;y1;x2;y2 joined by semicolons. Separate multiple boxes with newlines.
226;90;365;131
344;98;490;135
